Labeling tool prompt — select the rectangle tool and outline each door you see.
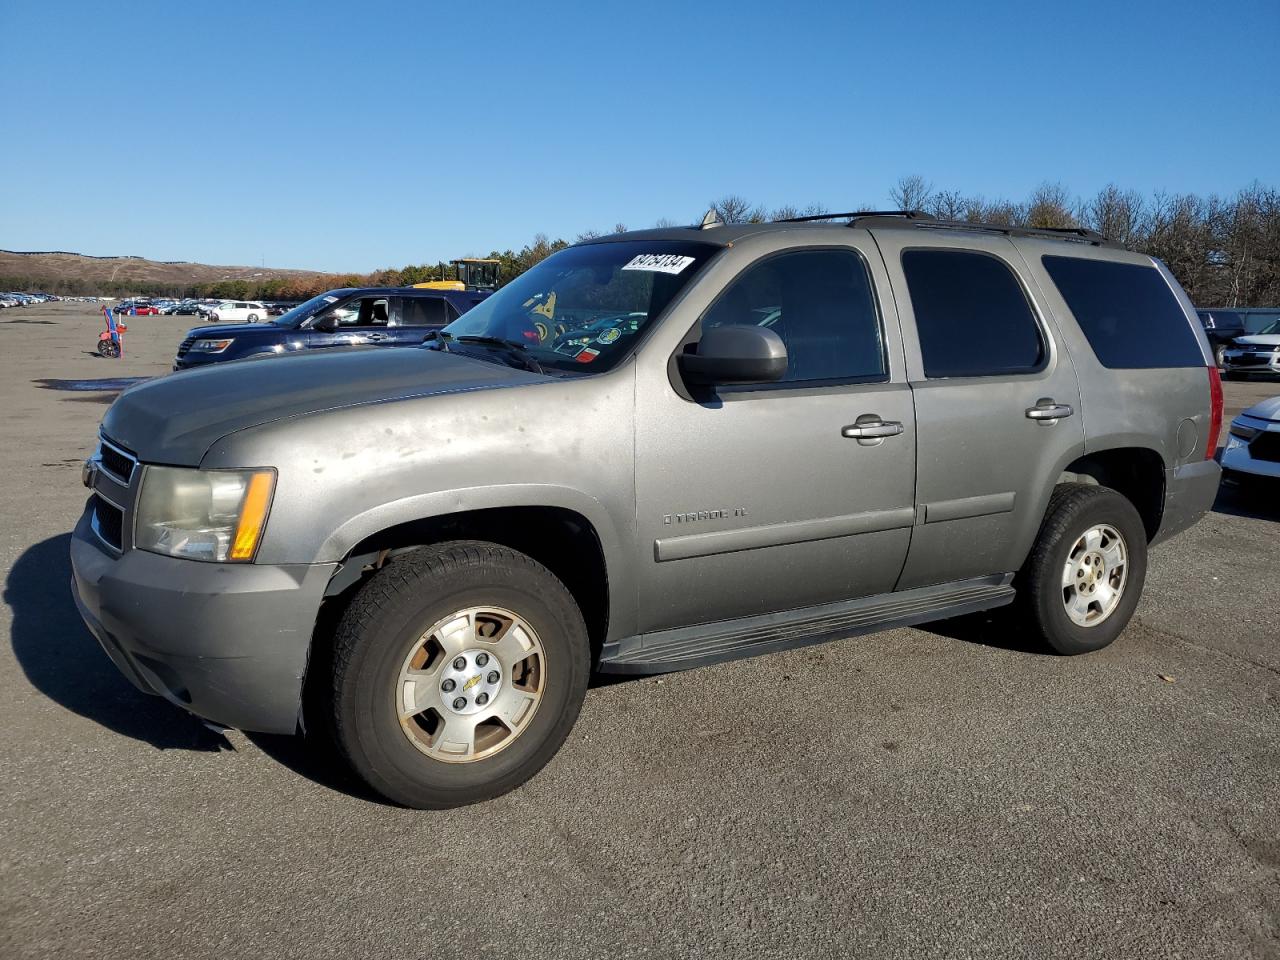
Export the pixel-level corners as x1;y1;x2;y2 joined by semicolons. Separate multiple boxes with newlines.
634;243;917;633
392;295;452;345
871;231;1086;589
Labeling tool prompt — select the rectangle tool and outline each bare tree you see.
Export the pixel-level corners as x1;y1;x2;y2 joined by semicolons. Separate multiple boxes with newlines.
926;190;968;221
890;175;932;212
1083;184;1145;247
710;195;756;224
1026;182;1076;228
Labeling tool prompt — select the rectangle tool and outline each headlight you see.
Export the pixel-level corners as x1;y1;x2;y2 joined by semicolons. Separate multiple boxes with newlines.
135;466;276;562
190;338;234;352
1228;422;1260;441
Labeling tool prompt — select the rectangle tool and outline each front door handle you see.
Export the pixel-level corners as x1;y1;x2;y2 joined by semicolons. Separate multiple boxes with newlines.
1025;398;1074;422
842;418;904;440
364;332;391;342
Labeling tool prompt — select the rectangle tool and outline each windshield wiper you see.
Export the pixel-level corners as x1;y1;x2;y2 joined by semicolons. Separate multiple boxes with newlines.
451;334;544;374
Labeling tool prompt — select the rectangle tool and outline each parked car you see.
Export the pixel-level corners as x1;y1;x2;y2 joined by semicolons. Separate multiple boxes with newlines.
1196;309;1247;367
207;300;268;323
172;287;488;369
1221;317;1280;379
172;303;202;316
73;212;1221;809
1221;395;1280;487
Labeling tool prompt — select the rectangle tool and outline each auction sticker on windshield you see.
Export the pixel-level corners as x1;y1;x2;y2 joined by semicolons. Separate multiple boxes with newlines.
621;254;696;274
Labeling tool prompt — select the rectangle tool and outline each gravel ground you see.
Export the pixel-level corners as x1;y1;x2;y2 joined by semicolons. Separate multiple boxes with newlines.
1;302;1277;960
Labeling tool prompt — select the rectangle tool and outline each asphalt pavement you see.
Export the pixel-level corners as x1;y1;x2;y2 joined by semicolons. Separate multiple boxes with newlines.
1;303;1277;959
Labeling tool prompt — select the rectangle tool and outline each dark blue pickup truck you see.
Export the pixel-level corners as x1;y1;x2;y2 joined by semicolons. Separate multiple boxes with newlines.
173;287;488;369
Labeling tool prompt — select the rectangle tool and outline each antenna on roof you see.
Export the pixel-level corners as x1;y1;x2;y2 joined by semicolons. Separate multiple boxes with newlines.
699;209;723;229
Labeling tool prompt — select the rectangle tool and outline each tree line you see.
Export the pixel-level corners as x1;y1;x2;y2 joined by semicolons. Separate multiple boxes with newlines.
5;180;1276;307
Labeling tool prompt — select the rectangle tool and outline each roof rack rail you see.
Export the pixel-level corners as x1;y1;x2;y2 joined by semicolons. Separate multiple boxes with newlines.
851;212;1119;248
774;209;931;224
775;209;1119;247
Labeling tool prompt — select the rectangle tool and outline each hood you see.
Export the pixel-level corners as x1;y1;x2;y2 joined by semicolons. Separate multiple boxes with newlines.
1242;396;1280;423
1235;334;1280;348
102;346;545;464
185;322;278;339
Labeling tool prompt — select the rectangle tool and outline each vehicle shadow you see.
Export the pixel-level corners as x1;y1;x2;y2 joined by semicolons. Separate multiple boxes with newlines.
5;533;229;751
1212;480;1278;522
916;606;1053;656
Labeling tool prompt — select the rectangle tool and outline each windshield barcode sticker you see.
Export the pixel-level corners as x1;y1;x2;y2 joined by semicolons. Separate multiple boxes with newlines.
621;254;696;275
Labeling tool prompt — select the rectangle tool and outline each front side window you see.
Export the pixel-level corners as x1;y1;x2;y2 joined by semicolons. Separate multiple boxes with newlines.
700;248;885;384
902;249;1045;378
317;296;390;327
441;240;719;373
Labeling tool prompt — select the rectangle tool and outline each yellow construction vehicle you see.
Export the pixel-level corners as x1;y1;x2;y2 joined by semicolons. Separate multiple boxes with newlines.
412;258;502;292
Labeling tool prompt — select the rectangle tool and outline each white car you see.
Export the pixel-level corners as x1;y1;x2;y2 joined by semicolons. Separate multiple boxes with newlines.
1222;395;1280;485
207;300;268;323
1222;317;1280;379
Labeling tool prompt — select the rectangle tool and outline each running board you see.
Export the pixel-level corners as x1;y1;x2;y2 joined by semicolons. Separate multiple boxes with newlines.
598;575;1016;674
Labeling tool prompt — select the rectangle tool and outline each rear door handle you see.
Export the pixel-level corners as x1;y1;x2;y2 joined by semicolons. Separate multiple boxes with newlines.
1025;399;1074;422
842;419;904;439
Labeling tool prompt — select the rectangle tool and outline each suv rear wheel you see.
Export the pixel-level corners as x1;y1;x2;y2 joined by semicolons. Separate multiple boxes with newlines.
1015;483;1148;655
329;541;590;808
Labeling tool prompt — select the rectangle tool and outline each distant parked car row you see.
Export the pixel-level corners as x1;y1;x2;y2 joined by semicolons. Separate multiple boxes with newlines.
0;291;61;308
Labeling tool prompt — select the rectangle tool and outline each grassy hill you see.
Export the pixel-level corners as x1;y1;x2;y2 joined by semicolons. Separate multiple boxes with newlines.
0;249;326;296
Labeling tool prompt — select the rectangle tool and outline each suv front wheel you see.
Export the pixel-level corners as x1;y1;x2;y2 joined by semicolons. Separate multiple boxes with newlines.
329;541;590;808
1016;483;1149;655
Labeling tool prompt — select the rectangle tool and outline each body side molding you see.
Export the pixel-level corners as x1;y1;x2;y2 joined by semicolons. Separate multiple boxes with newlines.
654;507;916;562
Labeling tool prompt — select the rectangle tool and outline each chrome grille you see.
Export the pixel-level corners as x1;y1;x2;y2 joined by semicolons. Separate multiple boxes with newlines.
91;495;124;550
98;437;137;483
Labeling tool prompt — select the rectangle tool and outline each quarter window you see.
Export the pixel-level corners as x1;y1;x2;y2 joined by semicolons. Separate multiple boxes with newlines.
902;249;1045;378
701;249;885;385
1042;256;1204;368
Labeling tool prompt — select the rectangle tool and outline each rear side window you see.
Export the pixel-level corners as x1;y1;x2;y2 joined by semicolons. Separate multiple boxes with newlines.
400;296;449;327
901;249;1045;378
1042;256;1203;368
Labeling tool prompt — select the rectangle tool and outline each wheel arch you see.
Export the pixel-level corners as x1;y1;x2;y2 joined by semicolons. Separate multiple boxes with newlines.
320;499;621;661
1056;445;1167;542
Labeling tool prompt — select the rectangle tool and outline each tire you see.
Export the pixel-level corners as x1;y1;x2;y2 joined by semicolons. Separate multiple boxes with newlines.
1014;483;1148;656
247;314;258;323
97;339;120;358
328;541;590;808
1214;344;1227;368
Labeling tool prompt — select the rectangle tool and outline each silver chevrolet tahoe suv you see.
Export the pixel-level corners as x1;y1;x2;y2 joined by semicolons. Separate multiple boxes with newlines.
71;212;1224;808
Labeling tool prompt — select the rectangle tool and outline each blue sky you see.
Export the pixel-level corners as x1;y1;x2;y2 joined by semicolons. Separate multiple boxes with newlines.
3;0;1277;273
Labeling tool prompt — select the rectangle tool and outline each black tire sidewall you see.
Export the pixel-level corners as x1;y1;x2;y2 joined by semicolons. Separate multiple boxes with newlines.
1028;487;1148;655
335;552;589;807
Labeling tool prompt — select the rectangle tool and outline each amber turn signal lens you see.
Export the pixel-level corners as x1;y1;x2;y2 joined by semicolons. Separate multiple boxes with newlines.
230;471;275;561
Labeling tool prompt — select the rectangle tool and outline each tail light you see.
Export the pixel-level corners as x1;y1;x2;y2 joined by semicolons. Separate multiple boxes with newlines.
1205;365;1223;460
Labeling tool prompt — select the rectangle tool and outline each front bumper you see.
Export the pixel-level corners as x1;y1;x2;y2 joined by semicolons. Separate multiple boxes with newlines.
1220;418;1280;480
1222;350;1280;376
1152;459;1222;545
70;508;337;734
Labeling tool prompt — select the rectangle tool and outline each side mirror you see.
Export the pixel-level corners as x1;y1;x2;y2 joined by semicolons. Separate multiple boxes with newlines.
678;325;787;385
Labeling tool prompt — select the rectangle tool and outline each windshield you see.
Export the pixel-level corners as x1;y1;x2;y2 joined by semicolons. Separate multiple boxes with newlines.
438;240;719;373
1257;317;1280;336
272;290;346;328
